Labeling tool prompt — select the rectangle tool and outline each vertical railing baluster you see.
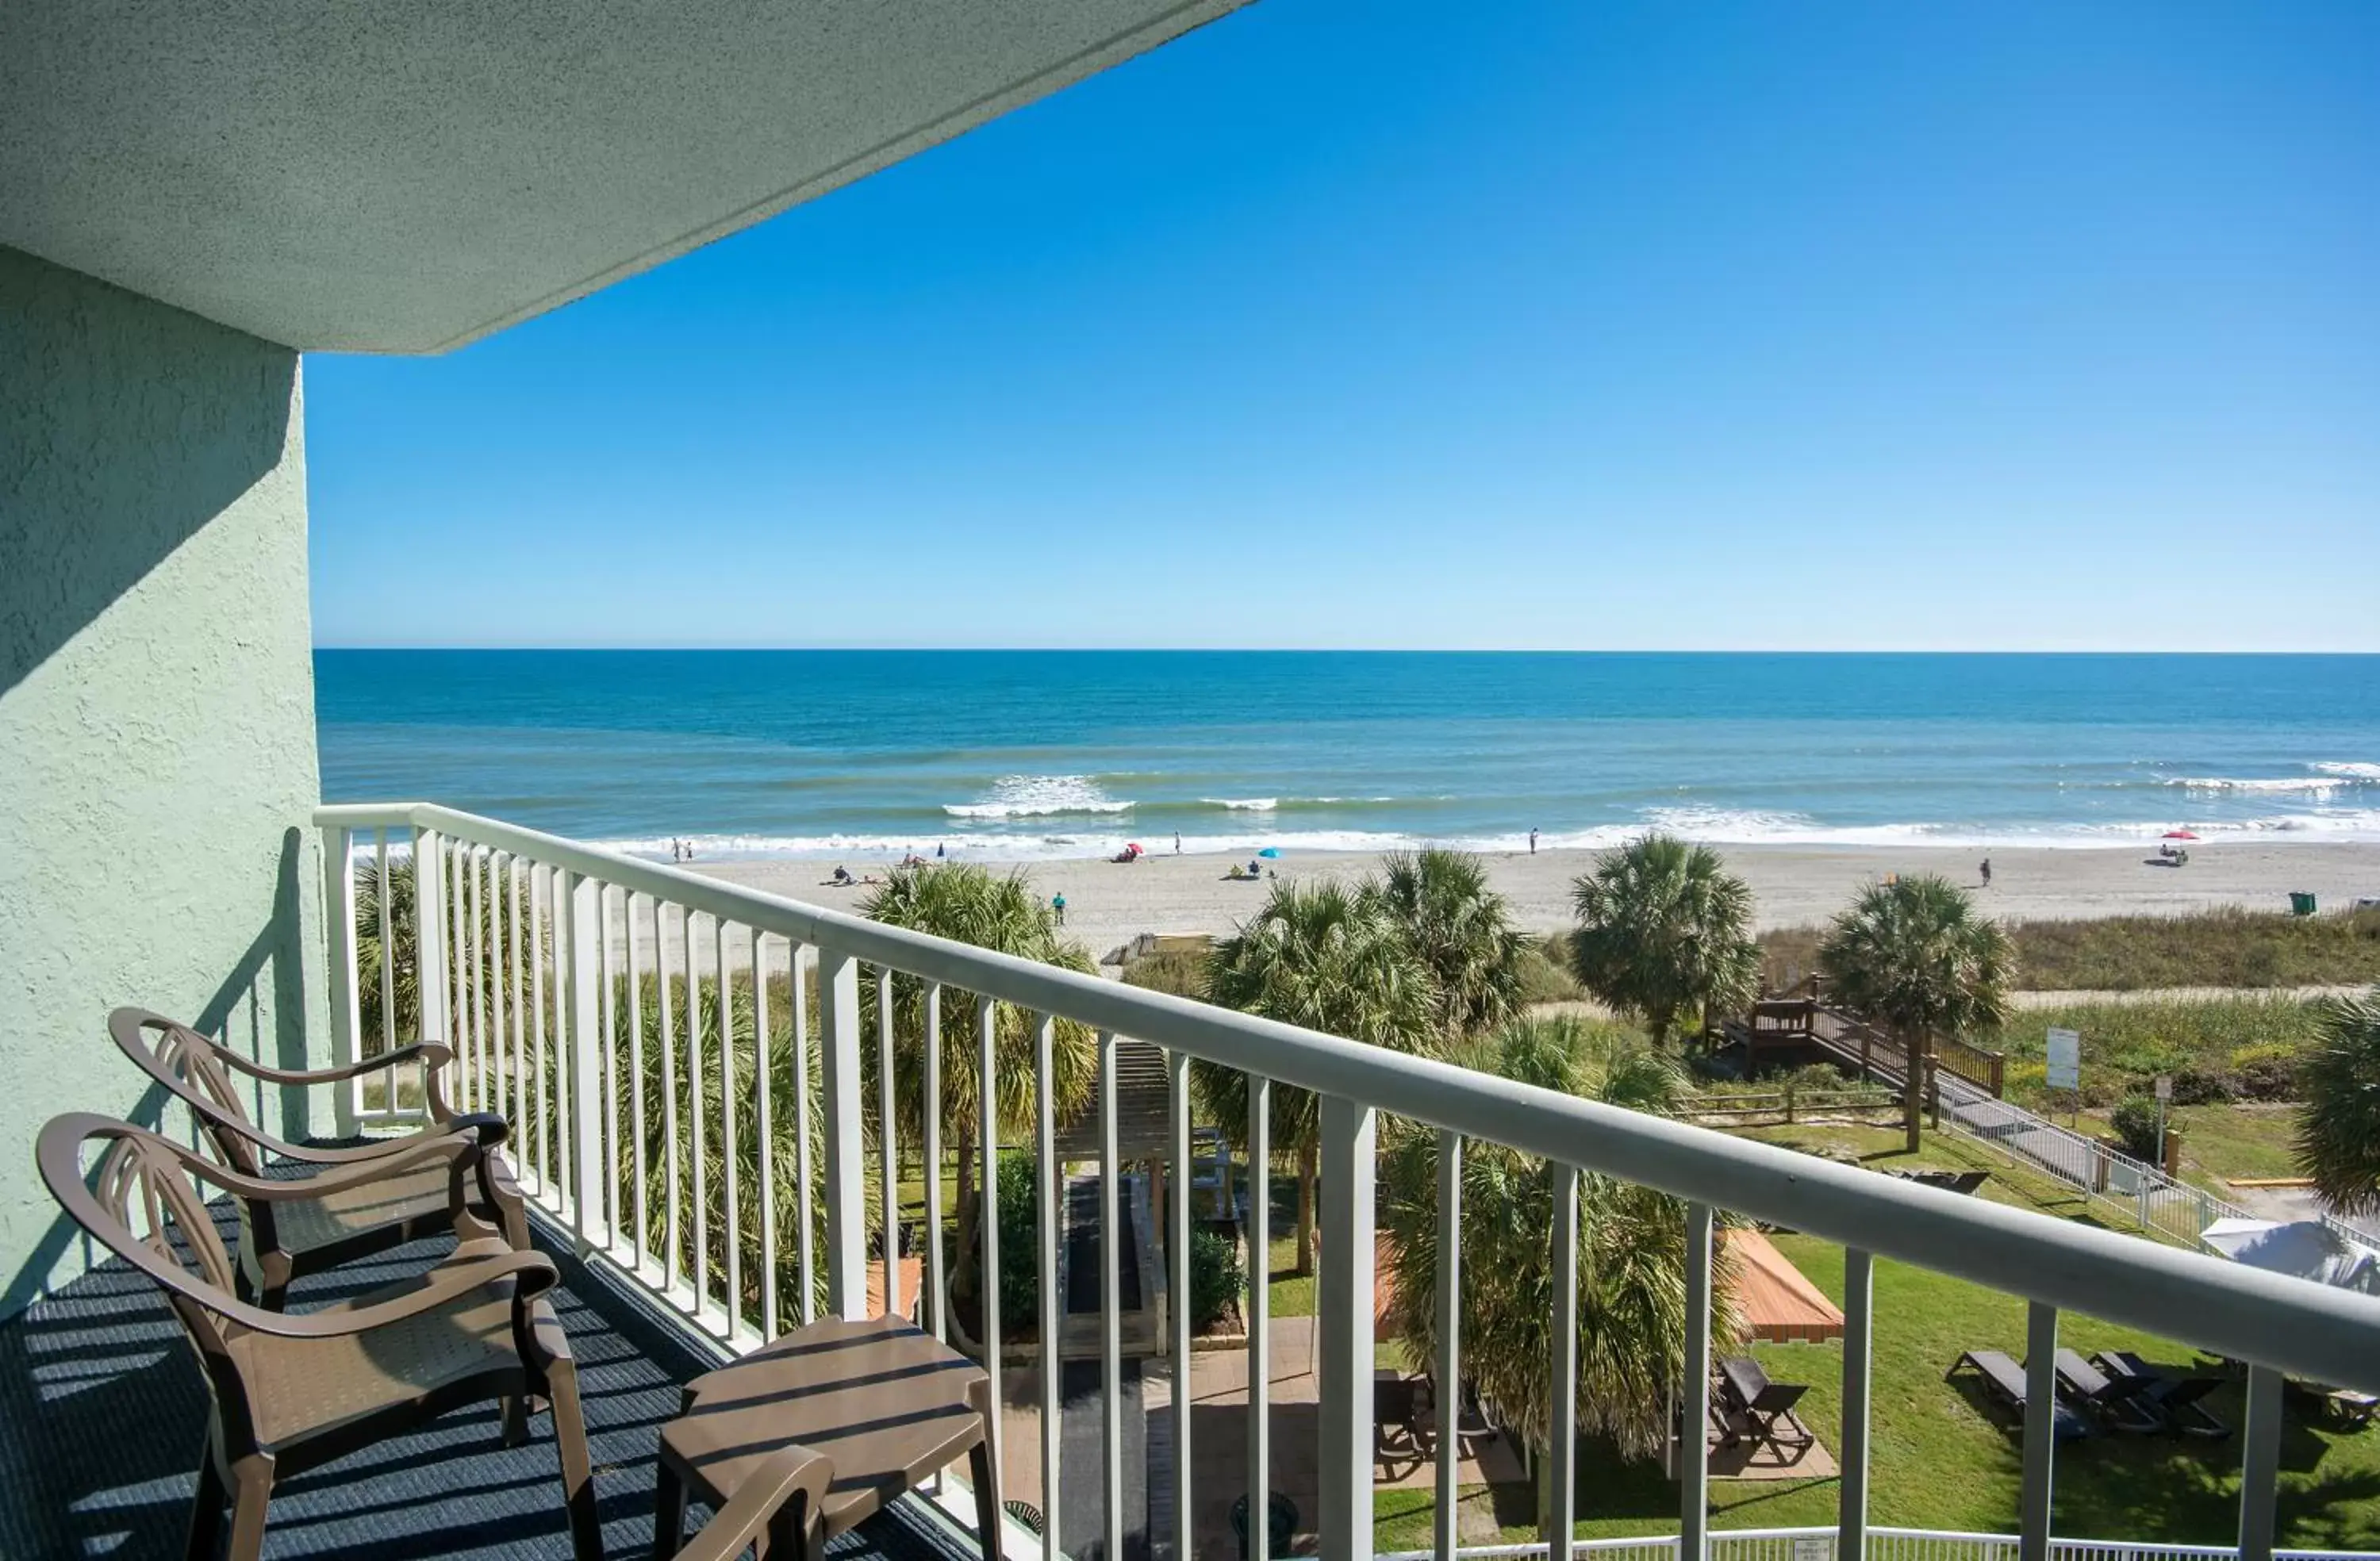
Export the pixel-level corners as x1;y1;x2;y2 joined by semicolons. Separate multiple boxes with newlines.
1434;1130;1462;1561
661;903;683;1295
527;862;547;1195
690;912;712;1317
2021;1302;2059;1561
551;865;573;1208
923;982;946;1345
508;858;526;1153
879;966;900;1321
1681;1202;1714;1561
1099;1030;1123;1561
1316;1093;1376;1560
600;884;620;1245
2240;1364;2282;1561
1839;1248;1875;1561
416;830;447;1118
320;823;361;1137
795;947;816;1324
720;920;743;1339
566;869;604;1250
1035;1013;1061;1540
757;932;777;1340
1169;1048;1193;1561
484;851;501;1113
977;993;1004;1496
375;833;397;1114
450;838;471;1111
820;944;867;1318
1546;1163;1580;1555
1248;1072;1272;1561
627;892;647;1274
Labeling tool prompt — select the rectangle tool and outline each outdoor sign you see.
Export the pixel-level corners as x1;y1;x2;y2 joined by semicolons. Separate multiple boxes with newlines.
2045;1027;2081;1092
1793;1537;1833;1561
2155;1074;2172;1102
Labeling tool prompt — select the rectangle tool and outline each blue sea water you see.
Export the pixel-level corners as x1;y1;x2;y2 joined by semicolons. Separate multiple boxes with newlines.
316;651;2380;861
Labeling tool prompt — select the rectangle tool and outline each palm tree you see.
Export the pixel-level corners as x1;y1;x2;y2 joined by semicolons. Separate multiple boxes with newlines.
1197;878;1439;1275
1380;1014;1739;1517
1817;874;2015;1153
858;864;1098;1308
1368;848;1532;1038
1567;834;1760;1046
2294;993;2380;1217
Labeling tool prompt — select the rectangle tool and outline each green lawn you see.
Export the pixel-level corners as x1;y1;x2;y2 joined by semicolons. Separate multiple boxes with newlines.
1374;1127;2380;1552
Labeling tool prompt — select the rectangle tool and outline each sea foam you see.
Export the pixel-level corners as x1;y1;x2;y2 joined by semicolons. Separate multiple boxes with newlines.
943;775;1134;819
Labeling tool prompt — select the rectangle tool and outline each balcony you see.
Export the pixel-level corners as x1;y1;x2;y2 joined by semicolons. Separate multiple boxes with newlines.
15;799;2378;1561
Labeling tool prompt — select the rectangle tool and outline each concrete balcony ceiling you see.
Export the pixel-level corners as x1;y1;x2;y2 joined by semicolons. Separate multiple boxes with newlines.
0;0;1248;355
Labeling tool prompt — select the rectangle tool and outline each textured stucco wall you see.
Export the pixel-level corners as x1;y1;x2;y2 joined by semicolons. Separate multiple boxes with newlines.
0;244;325;1314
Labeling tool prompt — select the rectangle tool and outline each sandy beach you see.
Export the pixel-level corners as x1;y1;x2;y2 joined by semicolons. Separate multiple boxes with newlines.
691;841;2380;966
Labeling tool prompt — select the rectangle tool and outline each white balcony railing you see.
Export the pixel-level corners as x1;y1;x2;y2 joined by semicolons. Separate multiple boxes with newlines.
316;802;2380;1561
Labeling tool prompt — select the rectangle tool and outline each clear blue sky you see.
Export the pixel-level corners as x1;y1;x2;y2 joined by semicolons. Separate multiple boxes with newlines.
308;0;2379;652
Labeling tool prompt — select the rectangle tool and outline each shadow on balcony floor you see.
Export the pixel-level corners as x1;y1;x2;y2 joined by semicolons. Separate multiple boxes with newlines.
0;1227;977;1561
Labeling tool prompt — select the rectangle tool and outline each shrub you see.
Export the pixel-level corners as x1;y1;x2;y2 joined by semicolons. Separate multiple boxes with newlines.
2110;1095;2167;1163
1512;945;1584;1004
2170;1065;2237;1106
1123;947;1211;1000
995;1149;1041;1328
2230;1043;2302;1102
1188;1225;1244;1333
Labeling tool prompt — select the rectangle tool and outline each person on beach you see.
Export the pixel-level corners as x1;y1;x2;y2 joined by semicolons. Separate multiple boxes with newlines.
936;842;945;860
1174;832;1182;854
1529;828;1539;855
1052;891;1066;925
1980;857;1993;888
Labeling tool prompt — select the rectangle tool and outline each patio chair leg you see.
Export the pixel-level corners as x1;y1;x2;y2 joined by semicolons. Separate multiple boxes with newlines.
968;1386;1004;1561
651;1463;687;1561
501;1390;530;1447
224;1460;273;1561
546;1358;604;1561
182;1442;226;1561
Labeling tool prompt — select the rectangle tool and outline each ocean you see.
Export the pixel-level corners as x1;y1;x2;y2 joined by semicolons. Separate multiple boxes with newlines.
316;651;2380;861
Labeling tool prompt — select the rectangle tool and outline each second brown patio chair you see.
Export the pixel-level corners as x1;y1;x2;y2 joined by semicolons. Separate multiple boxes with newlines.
111;1006;528;1305
38;1112;601;1561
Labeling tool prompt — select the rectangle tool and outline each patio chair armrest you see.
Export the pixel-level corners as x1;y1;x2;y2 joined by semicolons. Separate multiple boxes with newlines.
669;1445;835;1561
185;1125;486;1203
206;1041;432;1088
253;1248;564;1338
265;1110;512;1166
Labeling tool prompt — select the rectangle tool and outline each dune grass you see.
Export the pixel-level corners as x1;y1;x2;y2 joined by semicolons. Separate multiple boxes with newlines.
1979;995;2327;1108
1763;909;2380;995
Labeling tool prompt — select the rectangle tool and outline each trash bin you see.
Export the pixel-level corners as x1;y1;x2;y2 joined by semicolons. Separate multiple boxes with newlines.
2290;892;2317;917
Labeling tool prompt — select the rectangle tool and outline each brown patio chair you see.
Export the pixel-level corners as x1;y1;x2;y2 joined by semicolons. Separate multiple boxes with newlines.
37;1112;600;1561
110;1006;527;1305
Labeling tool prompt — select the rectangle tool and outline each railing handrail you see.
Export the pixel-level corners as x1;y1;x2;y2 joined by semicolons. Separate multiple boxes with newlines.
316;800;2380;1391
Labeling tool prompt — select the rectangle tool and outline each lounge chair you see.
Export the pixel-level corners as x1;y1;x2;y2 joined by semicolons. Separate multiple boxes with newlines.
109;1007;527;1306
1374;1373;1437;1479
2053;1348;2163;1433
37;1113;601;1561
2091;1351;2232;1440
1715;1356;1815;1455
1948;1350;2090;1440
